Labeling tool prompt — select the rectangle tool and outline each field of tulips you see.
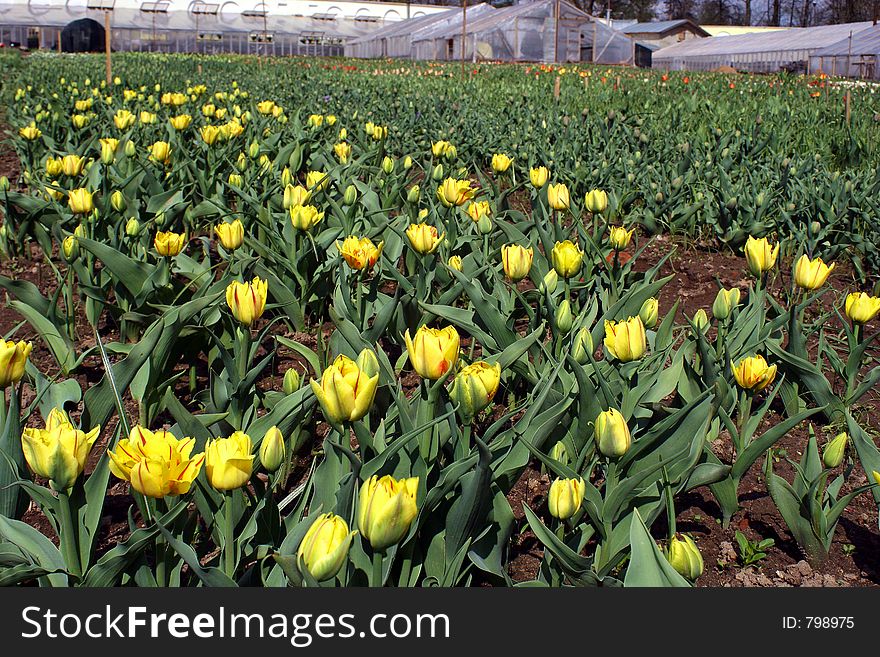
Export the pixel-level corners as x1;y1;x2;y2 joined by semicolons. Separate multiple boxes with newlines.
0;50;880;588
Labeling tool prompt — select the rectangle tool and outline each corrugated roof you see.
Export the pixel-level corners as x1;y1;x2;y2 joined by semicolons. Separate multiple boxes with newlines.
622;19;698;35
813;23;880;56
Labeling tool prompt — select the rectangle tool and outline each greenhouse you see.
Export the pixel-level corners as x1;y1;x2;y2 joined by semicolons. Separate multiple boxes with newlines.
809;24;880;79
0;0;448;56
652;21;874;74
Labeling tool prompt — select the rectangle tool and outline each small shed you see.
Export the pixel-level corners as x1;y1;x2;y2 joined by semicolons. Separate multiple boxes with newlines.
621;19;708;49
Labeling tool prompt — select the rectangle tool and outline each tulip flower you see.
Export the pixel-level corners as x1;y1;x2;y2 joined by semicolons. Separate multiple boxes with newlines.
449;361;501;423
357;475;419;551
333;142;352;164
529;166;549;188
584;189;609;214
465;200;491;223
154;230;186;257
108;425;204;498
214;219;244;252
595;407;632;457
501;244;534;282
491;153;513;173
608;226;635;250
139;111;157;124
639;297;659;329
169;114;192;130
731;354;777;392
200;125;221;146
226;277;268;327
298;513;357;581
148;140;172;165
67;188;94;215
45;157;63;178
99;138;119;164
310;351;380;425
259;426;286;473
306;170;329;192
405;223;444;255
404;325;460;380
547;183;571;211
794;254;835;290
19;123;41;140
712;287;741;321
289;204;324;231
555;299;573;334
448;255;463;271
693;309;710;333
307;114;324;128
548;476;586;520
110;190;126;213
551;240;584;279
844;292;880;324
283;184;311;209
603;316;647;362
205;431;255;491
336;236;383;271
744;236;779;277
666;534;703;580
62;235;79;262
431;140;455;159
21;408;100;492
61;154;84;177
113;109;135;130
437;178;476;207
0;340;32;388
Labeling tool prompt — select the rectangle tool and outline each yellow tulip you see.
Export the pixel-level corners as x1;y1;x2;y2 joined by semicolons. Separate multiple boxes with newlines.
283;184;311;209
154;230;186;257
437;178;476;207
309;350;380;425
148;140;171;165
336;236;383;271
529;166;549;188
403;325;460;380
845;292;880;324
449;361;501;423
584;189;609;214
19;123;42;140
731;354;777;392
306;170;329;192
297;513;356;581
45;157;63;178
548;477;586;520
603;316;647;362
99;138;119;164
465;200;491;223
794;255;835;290
200;125;221;146
256;100;275;115
491;153;513;173
307;113;324;128
595;407;632;457
501;244;534;282
405;223;444;255
431;140;455;158
447;255;463;271
169;114;192;130
289;204;324;231
0;340;32;388
547;183;570;210
334;142;352;164
108;425;204;498
214;219;244;251
67;188;94;215
21;408;100;492
225;277;268;326
608;226;635;250
113;109;135;130
61;154;84;177
259;426;286;473
666;534;703;580
139;111;157;125
551;240;584;279
744;236;779;277
205;431;254;491
357;475;419;551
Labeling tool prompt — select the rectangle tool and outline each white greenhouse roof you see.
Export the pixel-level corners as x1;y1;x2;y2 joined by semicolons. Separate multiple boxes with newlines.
813;23;880;56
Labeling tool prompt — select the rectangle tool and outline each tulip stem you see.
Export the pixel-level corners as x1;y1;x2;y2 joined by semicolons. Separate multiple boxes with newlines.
56;490;82;578
223;493;236;580
371;551;384;587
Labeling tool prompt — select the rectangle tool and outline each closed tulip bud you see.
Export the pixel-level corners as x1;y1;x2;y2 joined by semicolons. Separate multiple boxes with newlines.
0;176;9;192
405;222;444;255
248;140;260;158
205;431;254;491
289;204;324;231
336;236;383;271
477;214;493;235
283;184;310;210
555;299;573;335
548;476;585;520
547;183;570;210
259;426;286;472
795;255;835;290
343;184;358;206
584;189;608;213
403;155;413;170
712;287;741;321
404;325;460;380
125;217;141;237
604;316;647;362
449;361;501;423
357;475;419;551
608;226;635;251
98;138;118;164
154;230;186;256
228;173;243;187
731;354;777;392
666;534;703;580
823;432;848;468
124;140;137;158
110;190;126;213
215;219;244;251
693;309;709;333
551;240;584;279
595;407;631;458
639;297;659;329
572;327;594;364
226;277;268;326
310;351;380;425
491;153;513;173
529;166;549;188
810;221;821;234
0;340;32;388
407;184;421;204
67;188;94;215
845;292;880;324
549;441;569;465
540;269;559;294
62;235;79;262
501;244;533;282
283;368;301;394
297;513;356;581
431;163;444;181
382;156;395;175
744;236;779;277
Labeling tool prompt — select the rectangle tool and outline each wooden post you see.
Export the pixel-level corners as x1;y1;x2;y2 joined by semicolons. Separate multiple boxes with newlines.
57;28;62;53
844;90;851;125
461;0;467;75
554;74;560;100
104;10;112;85
553;0;560;63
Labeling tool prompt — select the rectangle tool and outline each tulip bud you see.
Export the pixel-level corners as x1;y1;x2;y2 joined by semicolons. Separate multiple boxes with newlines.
572;327;594;364
477;214;493;235
248;140;260;159
554;299;573;335
280;166;292;188
431;163;444;181
125;218;141;237
712;287;741;321
357;475;419;551
822;432;848;469
110;190;126;213
549;441;569;465
540;269;559;294
407;185;421;204
297;513;356;581
62;235;79;262
639;297;659;329
259;426;286;472
0;176;9;192
403;155;413;170
595;407;631;458
124;140;137;158
283;368;301;395
343;184;358;206
548;477;585;520
382;156;394;175
584;189;608;214
693;309;709;333
449;361;501;424
666;534;703;580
